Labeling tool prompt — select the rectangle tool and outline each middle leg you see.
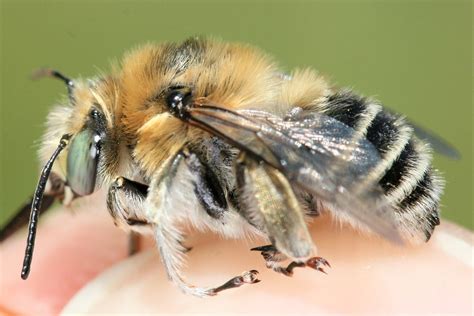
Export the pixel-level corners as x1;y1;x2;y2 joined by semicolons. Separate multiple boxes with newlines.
146;149;260;297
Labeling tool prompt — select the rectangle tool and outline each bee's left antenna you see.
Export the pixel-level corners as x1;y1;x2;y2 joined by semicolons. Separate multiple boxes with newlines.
31;68;75;101
21;134;71;280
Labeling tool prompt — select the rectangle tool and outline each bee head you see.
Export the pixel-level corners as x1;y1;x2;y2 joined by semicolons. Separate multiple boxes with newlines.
21;71;122;279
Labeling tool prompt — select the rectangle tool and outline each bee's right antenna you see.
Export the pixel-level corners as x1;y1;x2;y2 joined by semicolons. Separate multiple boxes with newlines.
31;68;75;102
20;134;71;280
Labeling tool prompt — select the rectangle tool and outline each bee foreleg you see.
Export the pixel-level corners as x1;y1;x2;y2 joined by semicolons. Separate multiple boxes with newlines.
107;177;151;256
106;177;150;231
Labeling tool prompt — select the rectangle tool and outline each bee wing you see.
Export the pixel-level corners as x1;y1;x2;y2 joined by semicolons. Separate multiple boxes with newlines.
387;110;460;159
187;106;403;243
411;124;460;159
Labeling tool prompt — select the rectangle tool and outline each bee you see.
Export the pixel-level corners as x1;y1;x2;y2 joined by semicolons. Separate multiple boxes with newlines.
1;38;458;297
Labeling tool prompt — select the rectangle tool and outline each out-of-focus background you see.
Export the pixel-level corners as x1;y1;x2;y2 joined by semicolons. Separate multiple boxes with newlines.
0;0;471;230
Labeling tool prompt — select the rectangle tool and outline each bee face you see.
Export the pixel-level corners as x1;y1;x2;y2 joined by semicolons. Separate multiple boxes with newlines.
39;76;136;196
6;38;452;295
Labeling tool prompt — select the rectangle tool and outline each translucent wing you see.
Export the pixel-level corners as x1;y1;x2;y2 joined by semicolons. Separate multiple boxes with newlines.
411;124;460;159
186;105;403;243
388;110;460;159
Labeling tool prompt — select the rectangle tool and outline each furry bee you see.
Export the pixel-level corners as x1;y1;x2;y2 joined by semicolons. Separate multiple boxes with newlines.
1;38;458;297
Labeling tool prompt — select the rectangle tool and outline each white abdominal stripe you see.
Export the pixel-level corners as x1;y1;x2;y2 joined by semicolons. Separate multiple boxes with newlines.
324;90;442;241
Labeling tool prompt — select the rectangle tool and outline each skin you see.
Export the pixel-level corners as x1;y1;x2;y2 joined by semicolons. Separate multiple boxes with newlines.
0;193;472;315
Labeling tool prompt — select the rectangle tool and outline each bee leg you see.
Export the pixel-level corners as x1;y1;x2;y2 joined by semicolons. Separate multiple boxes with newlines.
252;244;330;276
185;150;228;221
251;244;293;276
236;154;314;260
147;150;259;297
207;270;260;295
107;177;151;258
296;190;321;217
147;151;211;296
127;231;141;256
251;244;288;267
128;233;192;257
285;257;331;275
107;177;150;228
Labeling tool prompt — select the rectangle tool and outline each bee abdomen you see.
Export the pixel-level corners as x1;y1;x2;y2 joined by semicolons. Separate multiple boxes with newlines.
324;90;443;241
323;90;381;133
366;114;442;241
396;168;443;240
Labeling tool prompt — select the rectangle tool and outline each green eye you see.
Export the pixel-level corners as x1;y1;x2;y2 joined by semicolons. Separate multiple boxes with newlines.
66;128;101;196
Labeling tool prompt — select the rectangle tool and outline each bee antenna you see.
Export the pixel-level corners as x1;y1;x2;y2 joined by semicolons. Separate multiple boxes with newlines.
31;68;75;102
21;134;71;280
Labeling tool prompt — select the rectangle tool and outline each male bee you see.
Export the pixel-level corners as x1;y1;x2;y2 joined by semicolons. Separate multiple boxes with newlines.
1;38;458;297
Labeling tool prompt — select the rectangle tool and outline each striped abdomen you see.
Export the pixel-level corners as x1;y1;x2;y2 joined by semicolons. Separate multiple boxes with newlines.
322;90;443;241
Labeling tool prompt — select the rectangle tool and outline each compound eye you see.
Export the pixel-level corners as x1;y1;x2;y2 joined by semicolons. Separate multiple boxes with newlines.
165;86;192;119
66;128;101;196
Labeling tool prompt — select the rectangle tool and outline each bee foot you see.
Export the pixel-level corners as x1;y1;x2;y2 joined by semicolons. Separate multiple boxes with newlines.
251;245;276;252
251;244;286;263
207;270;260;295
305;257;331;274
273;266;294;277
252;245;330;276
281;257;331;276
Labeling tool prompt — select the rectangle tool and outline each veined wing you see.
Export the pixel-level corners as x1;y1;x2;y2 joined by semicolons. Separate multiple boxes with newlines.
411;124;460;159
186;105;403;243
388;110;460;159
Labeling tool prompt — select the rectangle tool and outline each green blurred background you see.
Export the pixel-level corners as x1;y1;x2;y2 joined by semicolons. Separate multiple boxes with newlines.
1;0;472;230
